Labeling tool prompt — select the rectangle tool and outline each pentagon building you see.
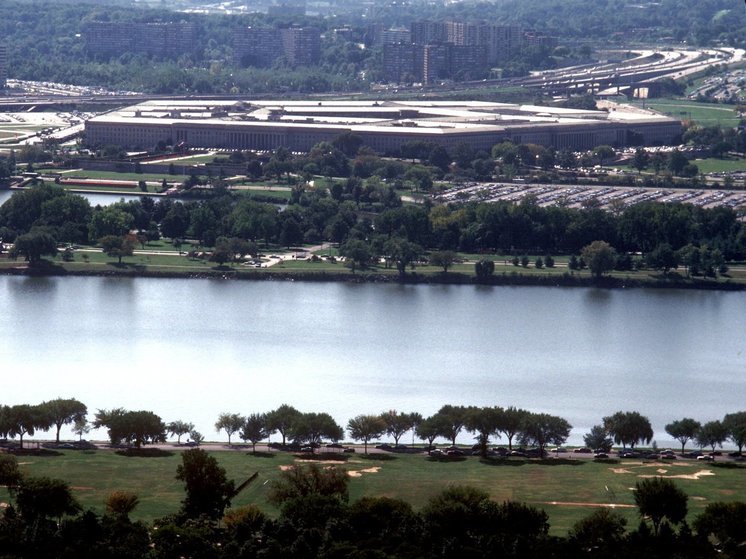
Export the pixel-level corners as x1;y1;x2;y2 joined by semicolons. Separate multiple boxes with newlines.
85;99;681;153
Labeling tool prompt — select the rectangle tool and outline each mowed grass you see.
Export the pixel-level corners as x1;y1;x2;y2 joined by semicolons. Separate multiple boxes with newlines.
690;157;746;174
626;98;741;127
3;449;746;536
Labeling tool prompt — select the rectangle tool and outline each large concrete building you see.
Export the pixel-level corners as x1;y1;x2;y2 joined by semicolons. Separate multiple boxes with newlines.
233;26;320;67
85;100;681;154
0;44;7;89
83;21;198;59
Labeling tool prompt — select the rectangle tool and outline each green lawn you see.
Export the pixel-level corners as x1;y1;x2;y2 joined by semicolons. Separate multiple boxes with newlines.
625;98;741;127
3;448;745;536
35;169;191;183
689;157;746;174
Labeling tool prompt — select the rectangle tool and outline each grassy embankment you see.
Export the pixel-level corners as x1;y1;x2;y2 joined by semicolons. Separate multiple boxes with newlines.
2;243;745;287
2;448;745;536
626;98;741;127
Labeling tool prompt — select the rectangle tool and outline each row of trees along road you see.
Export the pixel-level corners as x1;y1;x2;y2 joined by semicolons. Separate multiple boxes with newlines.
1;447;745;558
6;400;746;457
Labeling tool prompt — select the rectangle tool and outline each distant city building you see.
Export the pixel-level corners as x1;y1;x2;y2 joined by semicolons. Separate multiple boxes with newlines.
233;26;321;67
233;27;284;67
85;99;682;154
267;0;306;17
384;41;486;84
410;20;521;64
381;28;411;45
523;31;559;50
383;42;416;83
83;21;198;59
280;27;321;66
0;44;7;89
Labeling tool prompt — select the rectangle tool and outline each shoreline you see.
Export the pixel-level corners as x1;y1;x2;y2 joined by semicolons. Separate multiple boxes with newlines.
1;264;743;291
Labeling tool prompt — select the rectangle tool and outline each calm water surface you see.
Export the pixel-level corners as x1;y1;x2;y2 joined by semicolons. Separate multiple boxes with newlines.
0;190;148;207
1;276;744;446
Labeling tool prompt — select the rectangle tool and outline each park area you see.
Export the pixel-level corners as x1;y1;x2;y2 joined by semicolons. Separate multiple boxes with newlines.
3;447;746;536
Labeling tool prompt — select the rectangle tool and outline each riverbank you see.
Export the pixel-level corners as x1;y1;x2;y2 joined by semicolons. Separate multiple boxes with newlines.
1;260;744;291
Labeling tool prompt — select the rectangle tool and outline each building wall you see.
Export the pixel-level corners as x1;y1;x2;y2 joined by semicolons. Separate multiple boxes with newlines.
85;117;681;154
0;44;7;89
233;27;284;67
83;21;197;59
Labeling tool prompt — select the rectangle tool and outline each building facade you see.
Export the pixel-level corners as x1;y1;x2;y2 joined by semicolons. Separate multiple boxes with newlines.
84;100;682;155
83;21;198;59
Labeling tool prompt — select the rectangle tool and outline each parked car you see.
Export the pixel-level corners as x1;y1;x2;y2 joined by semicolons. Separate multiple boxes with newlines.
326;443;344;449
447;449;465;456
594;452;609;459
697;454;714;461
573;447;592;454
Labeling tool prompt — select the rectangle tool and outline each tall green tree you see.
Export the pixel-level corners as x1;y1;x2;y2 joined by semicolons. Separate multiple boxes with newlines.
347;414;386;454
634;477;688;535
215;412;245;446
240;413;269;453
603;411;653;449
266;404;302;446
723;411;746;453
40;398;87;444
665;418;701;453
519;412;572;457
167;420;194;445
176;448;235;519
581;240;617;278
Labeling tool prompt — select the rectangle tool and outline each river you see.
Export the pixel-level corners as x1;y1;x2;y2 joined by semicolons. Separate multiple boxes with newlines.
1;276;744;447
0;190;150;207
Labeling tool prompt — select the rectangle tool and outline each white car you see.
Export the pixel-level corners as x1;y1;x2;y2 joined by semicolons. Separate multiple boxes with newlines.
697;454;714;461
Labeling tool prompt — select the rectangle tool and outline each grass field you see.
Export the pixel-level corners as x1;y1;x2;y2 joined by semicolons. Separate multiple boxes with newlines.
2;448;745;535
689;157;746;174
34;169;191;183
2;246;745;286
626;98;741;127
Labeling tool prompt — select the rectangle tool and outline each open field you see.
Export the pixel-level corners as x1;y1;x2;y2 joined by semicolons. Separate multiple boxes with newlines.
34;169;191;183
2;448;745;535
626;98;741;127
2;246;745;286
690;157;746;174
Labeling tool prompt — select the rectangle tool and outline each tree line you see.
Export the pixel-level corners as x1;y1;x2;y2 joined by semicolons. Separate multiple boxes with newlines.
6;400;746;459
1;179;745;276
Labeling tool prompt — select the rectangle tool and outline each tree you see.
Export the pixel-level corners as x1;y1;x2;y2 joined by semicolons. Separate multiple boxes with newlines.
0;454;21;494
584;424;613;452
415;416;441;451
266;404;302;446
107;410;167;448
723;411;746;453
498;406;529;450
380;410;417;446
339;239;372;273
72;416;90;441
167;420;195;444
40;398;87;444
665;418;701;453
176;448;235;519
519;412;572;457
105;490;140;518
99;234;135;264
11;230;57;264
693;502;746;556
634;477;688;535
0;404;42;448
569;508;627;553
695;420;727;452
215;412;245;446
581;240;617;279
465;406;502;456
474;258;494;279
240;413;269;453
89;206;134;240
93;407;126;445
646;243;679;275
429;250;458;273
267;462;349;505
668;149;689;176
603;411;653;449
383;237;422;278
631;147;650;173
593;145;615;167
292;412;343;446
432;405;468;446
347;414;386;454
16;476;81;522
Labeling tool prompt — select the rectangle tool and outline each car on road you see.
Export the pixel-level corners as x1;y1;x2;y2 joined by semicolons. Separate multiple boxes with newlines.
594;452;609;459
573;447;592;454
697;454;714;461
